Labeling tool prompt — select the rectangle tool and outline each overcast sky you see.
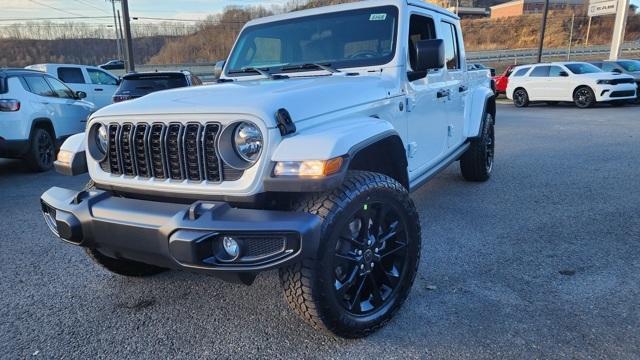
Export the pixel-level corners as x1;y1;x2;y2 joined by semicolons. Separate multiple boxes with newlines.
2;0;639;23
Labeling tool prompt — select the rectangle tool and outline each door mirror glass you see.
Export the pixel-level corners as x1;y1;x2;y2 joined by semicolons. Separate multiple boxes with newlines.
213;60;225;80
76;91;87;99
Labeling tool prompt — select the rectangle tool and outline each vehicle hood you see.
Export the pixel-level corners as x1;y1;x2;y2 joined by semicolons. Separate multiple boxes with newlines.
92;75;394;127
579;72;635;81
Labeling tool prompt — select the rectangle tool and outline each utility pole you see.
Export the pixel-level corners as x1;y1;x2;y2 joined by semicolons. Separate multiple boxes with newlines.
117;10;125;60
120;0;135;72
585;16;592;46
109;0;121;60
536;0;550;63
609;0;630;60
567;12;575;60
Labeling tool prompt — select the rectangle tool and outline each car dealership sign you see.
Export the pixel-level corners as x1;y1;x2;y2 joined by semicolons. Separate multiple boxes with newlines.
588;0;618;16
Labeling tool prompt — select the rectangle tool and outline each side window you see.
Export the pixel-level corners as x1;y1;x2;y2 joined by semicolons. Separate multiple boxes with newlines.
23;75;56;97
408;14;436;70
57;67;85;84
512;67;530;77
601;63;615;72
87;68;118;85
529;66;550;77
45;77;75;99
549;66;564;77
440;22;460;70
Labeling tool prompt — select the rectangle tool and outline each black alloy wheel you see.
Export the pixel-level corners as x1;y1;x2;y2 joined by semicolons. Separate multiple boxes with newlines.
27;128;55;172
574;87;595;108
513;89;529;107
333;201;409;315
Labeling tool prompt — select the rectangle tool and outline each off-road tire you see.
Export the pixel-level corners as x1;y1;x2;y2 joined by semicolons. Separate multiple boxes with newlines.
82;180;167;277
573;86;595;108
279;171;421;338
513;88;529;107
460;113;494;182
26;128;55;172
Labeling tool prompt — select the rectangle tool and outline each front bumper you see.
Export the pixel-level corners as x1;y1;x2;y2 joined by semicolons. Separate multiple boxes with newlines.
40;187;322;275
594;83;637;102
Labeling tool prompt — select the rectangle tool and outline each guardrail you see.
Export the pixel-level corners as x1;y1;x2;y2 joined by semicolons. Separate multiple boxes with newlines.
113;43;640;79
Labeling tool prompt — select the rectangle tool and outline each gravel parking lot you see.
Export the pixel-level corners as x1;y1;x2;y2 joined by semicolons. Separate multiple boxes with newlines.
1;103;639;359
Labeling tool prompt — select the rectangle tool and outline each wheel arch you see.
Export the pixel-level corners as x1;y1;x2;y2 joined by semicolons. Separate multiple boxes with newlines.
572;84;593;97
30;117;56;140
464;86;496;138
347;134;409;190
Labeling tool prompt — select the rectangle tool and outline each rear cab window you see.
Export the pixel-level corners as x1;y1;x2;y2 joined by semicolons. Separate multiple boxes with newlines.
117;74;188;96
57;67;86;84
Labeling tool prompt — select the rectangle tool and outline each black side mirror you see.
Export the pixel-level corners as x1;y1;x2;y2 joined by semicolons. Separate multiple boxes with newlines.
611;68;622;74
559;71;569;77
76;91;87;99
408;39;444;81
116;77;122;85
213;60;225;80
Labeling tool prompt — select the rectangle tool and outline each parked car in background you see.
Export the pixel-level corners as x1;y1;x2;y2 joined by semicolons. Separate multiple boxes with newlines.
507;62;637;108
468;63;496;76
0;68;94;171
25;63;119;110
112;71;202;103
589;59;640;103
99;60;125;70
493;64;519;95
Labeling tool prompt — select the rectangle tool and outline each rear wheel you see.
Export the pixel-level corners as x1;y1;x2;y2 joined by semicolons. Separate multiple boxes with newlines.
513;88;529;107
279;171;421;338
26;128;55;172
460;113;494;182
573;86;595;108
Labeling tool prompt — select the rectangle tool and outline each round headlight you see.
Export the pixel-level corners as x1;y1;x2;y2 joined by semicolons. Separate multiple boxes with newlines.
95;124;108;155
233;122;262;163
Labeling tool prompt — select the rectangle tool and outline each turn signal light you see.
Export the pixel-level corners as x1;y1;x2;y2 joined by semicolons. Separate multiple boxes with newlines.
274;156;344;177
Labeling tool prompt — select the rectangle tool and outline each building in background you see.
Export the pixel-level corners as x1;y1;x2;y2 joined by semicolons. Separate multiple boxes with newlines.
489;0;585;18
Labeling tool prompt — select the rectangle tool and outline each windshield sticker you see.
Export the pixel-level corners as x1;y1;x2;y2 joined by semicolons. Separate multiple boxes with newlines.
369;13;387;21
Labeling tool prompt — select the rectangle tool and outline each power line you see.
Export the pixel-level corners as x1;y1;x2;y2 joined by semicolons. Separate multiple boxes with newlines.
72;0;110;14
0;16;112;22
27;0;85;17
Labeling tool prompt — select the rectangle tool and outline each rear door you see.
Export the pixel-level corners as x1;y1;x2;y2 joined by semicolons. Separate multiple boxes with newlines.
439;19;466;149
86;67;119;108
526;65;550;100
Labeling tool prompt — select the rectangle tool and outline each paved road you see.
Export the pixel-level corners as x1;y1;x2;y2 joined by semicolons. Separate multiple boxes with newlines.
1;103;639;359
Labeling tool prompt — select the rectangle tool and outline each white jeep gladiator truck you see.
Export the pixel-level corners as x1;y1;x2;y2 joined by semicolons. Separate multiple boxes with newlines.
41;0;495;338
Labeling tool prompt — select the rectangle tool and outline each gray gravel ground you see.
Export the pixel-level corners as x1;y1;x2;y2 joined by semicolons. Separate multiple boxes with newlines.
1;103;639;359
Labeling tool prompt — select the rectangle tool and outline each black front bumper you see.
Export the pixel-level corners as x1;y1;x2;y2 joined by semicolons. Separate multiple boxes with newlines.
40;187;321;274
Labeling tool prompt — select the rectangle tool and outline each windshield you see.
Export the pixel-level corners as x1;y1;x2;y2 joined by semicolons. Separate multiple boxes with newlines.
618;60;640;72
565;63;602;75
226;5;398;76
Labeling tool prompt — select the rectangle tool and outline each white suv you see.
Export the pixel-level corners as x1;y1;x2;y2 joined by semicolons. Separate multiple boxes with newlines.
0;69;94;171
26;64;120;110
507;62;637;108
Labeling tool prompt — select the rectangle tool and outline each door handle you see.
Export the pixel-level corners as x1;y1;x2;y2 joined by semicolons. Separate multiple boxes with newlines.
437;89;450;98
94;88;104;91
459;85;468;92
40;102;50;105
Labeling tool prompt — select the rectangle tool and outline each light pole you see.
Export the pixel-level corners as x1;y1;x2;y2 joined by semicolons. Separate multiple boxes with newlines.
108;0;121;60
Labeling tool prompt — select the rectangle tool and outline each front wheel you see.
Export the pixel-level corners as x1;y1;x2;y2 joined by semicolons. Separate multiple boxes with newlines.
26;128;55;172
573;86;595;108
279;171;421;338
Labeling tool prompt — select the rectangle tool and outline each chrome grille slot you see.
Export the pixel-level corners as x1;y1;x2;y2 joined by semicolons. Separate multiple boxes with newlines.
203;124;222;182
166;124;184;180
184;123;203;181
149;124;166;179
120;123;135;176
133;124;150;178
107;124;121;175
99;122;242;182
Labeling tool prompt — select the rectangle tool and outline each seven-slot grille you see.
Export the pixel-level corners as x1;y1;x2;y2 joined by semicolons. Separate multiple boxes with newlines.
102;122;229;182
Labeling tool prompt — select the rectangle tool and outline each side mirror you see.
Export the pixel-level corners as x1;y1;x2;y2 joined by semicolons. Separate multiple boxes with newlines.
559;71;569;77
213;60;225;80
116;77;122;85
408;39;444;81
76;91;87;99
611;68;622;74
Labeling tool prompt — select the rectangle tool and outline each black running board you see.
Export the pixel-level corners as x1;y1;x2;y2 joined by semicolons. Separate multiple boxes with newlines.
408;143;470;192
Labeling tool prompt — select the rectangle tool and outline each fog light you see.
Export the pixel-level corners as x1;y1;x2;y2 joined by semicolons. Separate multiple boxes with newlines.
222;236;240;259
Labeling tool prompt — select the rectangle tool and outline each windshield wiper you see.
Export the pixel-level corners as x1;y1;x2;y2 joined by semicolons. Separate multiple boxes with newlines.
227;67;288;80
281;63;340;74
